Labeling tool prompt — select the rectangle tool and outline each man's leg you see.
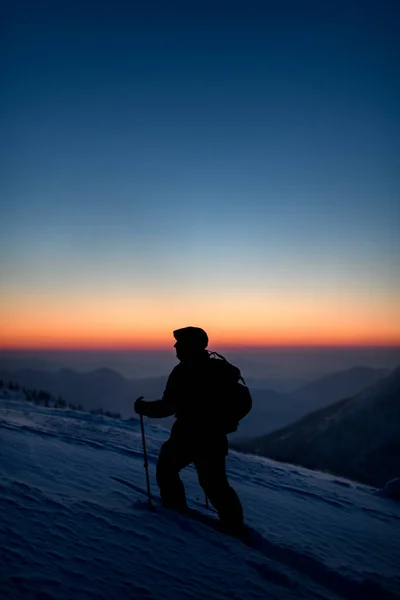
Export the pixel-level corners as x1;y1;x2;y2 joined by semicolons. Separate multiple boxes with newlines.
195;454;244;536
156;436;192;510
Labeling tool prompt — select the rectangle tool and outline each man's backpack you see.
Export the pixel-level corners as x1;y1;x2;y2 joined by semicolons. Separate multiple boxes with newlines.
208;351;253;434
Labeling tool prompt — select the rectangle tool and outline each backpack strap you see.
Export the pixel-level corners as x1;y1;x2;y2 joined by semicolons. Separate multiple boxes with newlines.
207;351;247;386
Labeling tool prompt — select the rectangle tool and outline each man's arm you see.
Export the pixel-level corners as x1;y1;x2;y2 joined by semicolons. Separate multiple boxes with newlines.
135;397;176;418
134;368;178;418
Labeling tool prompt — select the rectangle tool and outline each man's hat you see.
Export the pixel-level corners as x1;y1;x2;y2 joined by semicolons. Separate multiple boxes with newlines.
173;326;209;349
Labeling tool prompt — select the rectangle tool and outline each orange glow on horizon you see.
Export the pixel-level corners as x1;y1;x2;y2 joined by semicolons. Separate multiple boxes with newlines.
1;331;400;351
1;287;399;350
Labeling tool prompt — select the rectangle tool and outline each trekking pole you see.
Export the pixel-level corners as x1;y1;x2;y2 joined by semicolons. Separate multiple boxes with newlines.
136;396;153;510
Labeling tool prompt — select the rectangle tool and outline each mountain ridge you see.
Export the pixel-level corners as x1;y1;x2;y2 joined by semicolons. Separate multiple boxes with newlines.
235;366;400;487
0;365;390;436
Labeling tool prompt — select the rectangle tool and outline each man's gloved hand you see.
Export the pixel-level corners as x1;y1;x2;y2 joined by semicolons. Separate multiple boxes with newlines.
134;396;145;415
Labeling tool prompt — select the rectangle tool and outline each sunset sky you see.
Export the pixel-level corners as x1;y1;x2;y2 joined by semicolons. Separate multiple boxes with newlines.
1;1;399;349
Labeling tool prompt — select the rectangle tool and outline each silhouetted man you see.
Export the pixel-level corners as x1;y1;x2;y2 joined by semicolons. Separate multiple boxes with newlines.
134;326;244;537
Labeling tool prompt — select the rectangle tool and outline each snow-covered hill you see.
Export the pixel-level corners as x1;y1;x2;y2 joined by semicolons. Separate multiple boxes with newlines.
1;395;399;599
237;367;400;488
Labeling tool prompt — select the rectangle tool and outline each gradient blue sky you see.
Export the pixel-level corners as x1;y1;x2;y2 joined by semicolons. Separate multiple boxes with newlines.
1;1;399;347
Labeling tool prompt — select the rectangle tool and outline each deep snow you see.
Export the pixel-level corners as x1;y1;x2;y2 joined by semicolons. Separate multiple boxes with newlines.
1;396;399;599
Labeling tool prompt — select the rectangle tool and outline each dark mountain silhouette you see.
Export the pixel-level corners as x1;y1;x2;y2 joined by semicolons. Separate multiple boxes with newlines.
232;366;389;441
0;365;389;440
289;366;389;411
236;367;400;488
230;387;289;440
0;367;168;418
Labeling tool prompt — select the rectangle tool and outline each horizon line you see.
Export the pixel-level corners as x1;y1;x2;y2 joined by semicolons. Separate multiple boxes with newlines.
1;342;400;352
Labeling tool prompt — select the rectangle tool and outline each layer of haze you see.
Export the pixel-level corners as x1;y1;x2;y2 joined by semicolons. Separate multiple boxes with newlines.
1;1;399;349
2;346;400;381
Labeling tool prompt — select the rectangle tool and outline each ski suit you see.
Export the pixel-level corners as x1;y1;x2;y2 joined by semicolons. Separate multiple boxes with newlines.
138;352;244;535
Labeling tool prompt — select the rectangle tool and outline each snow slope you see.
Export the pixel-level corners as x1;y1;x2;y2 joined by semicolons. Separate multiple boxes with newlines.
1;396;399;600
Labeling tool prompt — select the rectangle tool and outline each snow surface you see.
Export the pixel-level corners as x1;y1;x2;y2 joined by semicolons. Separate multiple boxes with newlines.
1;396;399;600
